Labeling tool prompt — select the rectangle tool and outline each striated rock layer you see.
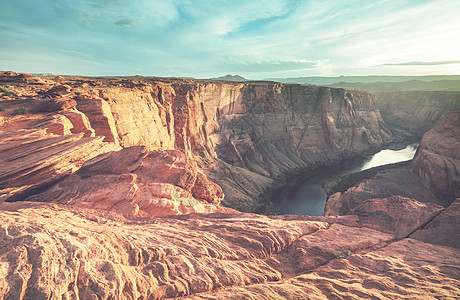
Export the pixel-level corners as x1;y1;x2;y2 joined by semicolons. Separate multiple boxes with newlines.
0;202;459;299
26;146;224;217
412;110;460;205
1;72;396;212
376;91;460;136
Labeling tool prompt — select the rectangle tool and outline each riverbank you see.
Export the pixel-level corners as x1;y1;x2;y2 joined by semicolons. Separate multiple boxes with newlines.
269;142;419;216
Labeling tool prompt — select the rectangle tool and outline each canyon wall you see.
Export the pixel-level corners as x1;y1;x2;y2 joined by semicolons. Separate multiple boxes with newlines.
376;91;460;136
75;79;395;211
411;110;460;205
325;109;460;246
1;72;396;213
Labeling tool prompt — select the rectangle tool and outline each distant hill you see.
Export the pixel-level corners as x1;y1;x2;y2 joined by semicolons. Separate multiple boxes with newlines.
267;75;460;85
266;75;460;92
30;73;56;77
327;80;460;92
211;74;247;82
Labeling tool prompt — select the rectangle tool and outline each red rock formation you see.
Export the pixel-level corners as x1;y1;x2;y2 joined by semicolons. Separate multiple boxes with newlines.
325;166;442;215
0;71;45;85
85;82;395;211
1;72;397;212
410;198;460;248
412;110;460;205
25;147;224;216
191;238;460;299
376;91;460;136
74;95;120;144
0;129;120;202
0;202;458;299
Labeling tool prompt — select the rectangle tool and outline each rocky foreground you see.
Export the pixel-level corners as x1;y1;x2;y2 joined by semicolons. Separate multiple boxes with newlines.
1;200;459;299
0;72;459;299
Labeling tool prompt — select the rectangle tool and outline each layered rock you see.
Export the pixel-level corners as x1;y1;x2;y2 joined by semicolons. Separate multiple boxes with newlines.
26;147;224;217
325;166;442;215
376;91;460;136
325;109;459;244
0;202;458;299
1;72;460;299
1;72;397;212
190;238;460;299
412;110;460;205
0;126;119;203
410;198;460;248
99;83;394;211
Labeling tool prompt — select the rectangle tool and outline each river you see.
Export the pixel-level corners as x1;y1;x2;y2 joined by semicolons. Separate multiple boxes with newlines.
271;143;419;216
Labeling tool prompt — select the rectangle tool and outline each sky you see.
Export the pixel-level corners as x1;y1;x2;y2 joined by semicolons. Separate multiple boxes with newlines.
1;0;460;79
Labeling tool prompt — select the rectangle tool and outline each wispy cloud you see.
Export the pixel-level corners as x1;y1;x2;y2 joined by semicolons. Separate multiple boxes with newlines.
114;18;137;27
375;60;460;67
56;50;91;58
224;59;324;72
1;0;459;77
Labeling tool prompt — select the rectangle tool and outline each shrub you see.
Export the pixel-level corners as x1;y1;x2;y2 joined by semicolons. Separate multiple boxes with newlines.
0;106;4;111
335;250;352;259
13;107;27;115
0;86;17;96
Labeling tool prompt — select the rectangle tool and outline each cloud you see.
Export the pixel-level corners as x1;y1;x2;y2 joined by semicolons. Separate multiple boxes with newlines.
2;0;460;77
71;7;97;27
114;18;137;27
56;50;90;58
224;58;324;72
375;60;460;67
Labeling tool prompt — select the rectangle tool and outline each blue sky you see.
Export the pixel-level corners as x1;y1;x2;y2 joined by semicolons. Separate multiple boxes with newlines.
1;0;459;79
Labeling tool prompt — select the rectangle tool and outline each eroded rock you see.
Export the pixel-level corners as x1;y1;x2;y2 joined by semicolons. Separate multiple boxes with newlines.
412;110;460;205
410;198;460;248
25;147;224;216
0;203;458;299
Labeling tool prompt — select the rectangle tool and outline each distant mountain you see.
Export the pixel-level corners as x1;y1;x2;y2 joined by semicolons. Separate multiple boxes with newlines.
327;80;460;92
267;75;460;86
266;75;460;92
30;73;56;77
211;74;247;82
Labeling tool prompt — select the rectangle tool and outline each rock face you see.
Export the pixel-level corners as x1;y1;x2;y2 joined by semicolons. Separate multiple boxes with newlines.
376;91;460;136
1;72;396;212
0;127;119;203
410;198;460;248
0;202;459;299
26;147;224;217
325;166;443;214
190;238;460;299
412;110;460;205
99;83;395;211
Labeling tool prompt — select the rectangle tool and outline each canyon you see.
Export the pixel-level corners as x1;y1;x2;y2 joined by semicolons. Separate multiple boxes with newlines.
0;71;459;299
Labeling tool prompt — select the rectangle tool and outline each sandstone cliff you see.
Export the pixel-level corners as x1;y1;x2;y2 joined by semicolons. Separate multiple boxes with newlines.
376;91;460;136
70;79;395;211
1;72;396;212
325;109;460;245
412;110;460;205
